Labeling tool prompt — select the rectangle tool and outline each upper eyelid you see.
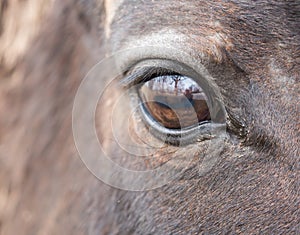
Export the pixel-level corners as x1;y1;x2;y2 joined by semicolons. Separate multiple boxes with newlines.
119;66;180;88
118;58;202;89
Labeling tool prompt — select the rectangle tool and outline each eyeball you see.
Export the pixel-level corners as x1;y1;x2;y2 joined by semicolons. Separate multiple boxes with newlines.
138;75;210;130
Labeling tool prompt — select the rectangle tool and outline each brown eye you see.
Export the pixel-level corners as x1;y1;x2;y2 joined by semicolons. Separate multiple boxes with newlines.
138;75;211;129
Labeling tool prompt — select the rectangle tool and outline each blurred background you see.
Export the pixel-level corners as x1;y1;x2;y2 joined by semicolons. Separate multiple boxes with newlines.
1;0;52;228
0;1;107;234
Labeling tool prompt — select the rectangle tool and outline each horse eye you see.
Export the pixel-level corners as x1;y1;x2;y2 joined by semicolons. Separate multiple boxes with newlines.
138;75;211;129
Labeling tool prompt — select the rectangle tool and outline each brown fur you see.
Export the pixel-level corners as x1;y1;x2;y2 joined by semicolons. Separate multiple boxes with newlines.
0;0;299;234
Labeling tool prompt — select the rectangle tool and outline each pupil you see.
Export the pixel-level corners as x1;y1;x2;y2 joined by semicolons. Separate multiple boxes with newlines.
139;75;210;129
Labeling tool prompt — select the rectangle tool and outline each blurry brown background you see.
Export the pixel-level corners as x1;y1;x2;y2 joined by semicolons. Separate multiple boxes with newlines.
0;1;108;234
1;0;51;227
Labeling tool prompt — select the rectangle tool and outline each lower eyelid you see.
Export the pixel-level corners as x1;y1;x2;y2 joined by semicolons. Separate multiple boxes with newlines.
139;102;223;146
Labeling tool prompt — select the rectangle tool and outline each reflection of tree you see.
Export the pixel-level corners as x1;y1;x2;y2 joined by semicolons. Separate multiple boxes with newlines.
170;75;186;95
146;76;195;95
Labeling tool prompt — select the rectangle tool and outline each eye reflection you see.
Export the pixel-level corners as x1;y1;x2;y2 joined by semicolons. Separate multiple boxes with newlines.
139;75;211;129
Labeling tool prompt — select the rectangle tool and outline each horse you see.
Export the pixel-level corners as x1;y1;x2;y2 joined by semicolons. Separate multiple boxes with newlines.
0;0;299;234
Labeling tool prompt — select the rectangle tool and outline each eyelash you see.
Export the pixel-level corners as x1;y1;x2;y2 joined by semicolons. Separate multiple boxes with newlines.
120;66;180;88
